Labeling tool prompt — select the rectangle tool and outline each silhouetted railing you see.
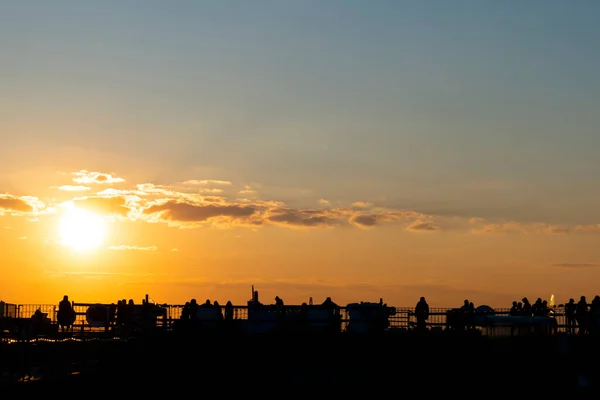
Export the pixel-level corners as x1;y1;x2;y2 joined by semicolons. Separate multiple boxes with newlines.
3;302;571;335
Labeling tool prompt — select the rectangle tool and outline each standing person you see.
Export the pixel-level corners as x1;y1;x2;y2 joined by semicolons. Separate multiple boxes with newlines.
224;301;234;322
576;296;588;335
57;295;75;332
415;297;429;332
564;298;576;335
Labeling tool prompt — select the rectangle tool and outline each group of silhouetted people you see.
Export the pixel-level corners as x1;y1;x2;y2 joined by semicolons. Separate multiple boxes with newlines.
47;292;600;338
563;295;600;335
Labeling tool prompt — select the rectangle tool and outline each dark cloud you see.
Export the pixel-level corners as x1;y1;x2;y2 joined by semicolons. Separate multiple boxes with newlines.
350;214;378;227
267;209;339;227
144;201;256;222
0;196;34;213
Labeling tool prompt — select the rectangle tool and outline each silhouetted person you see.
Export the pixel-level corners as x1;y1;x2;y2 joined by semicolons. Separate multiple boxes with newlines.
565;298;576;334
214;300;223;321
459;299;471;330
415;297;429;332
275;296;285;324
522;297;532;316
57;295;75;332
189;299;199;320
590;295;600;334
181;302;191;320
516;301;523;315
468;302;475;329
509;301;519;316
224;301;234;322
30;308;48;338
576;296;588;335
322;296;339;311
200;299;212;308
541;300;549;317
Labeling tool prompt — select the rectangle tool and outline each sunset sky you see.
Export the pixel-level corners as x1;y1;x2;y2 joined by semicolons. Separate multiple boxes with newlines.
1;1;599;308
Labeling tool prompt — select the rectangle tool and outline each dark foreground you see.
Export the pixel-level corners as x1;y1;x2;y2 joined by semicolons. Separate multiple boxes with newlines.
2;331;600;397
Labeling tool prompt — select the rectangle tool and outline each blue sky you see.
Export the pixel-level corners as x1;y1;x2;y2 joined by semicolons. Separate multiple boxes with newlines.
2;0;599;223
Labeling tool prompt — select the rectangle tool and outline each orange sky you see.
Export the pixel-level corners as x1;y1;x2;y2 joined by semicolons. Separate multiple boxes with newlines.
2;168;599;309
3;2;600;310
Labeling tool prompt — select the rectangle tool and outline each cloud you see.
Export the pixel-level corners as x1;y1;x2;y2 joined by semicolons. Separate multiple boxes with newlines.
552;263;600;269
70;196;131;217
348;210;425;229
573;225;600;233
406;220;440;232
55;185;91;192
350;201;373;210
108;245;158;251
349;214;378;228
182;180;232;186
0;194;45;216
143;201;257;225
238;185;256;195
72;170;125;184
267;208;340;228
470;221;571;235
0;195;34;213
6;170;600;237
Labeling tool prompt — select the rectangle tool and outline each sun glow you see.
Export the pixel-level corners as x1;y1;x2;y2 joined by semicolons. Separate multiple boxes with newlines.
59;206;107;252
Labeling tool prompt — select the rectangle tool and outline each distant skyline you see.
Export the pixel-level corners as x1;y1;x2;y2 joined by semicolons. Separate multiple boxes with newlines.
1;1;600;307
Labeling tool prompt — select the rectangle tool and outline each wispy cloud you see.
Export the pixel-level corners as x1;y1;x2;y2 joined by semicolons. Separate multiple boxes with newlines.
47;271;156;277
55;185;91;192
552;263;600;269
108;245;158;251
407;220;440;232
72;170;125;184
182;180;232;186
3;171;600;237
71;196;131;217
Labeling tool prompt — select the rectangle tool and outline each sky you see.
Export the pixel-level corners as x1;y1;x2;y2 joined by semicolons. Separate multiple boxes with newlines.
1;0;600;308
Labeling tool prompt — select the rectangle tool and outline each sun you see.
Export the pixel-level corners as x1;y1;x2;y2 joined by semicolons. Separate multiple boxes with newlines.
59;206;107;252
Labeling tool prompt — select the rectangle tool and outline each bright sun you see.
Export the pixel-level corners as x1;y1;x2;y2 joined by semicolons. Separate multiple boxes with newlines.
59;206;107;252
